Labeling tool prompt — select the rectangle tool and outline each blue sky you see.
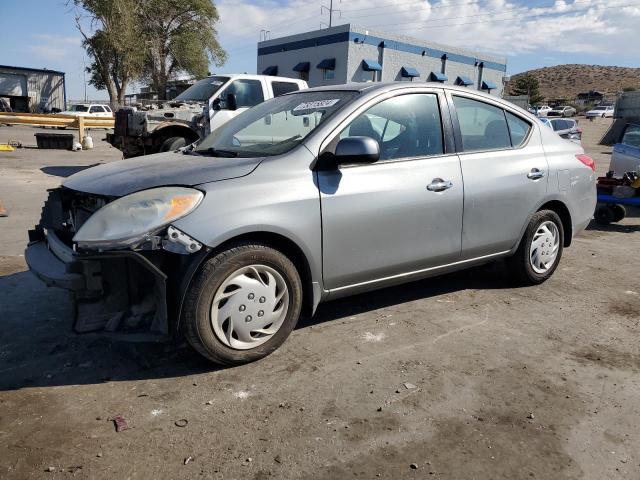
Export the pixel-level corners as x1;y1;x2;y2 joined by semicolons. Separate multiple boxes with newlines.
1;0;638;100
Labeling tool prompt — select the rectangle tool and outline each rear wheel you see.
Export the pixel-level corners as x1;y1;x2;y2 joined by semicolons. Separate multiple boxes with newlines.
507;210;564;285
160;136;187;152
182;243;303;365
595;205;615;225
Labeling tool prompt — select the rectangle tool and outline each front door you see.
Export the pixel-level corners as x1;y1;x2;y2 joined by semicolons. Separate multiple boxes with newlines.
317;92;464;290
449;94;549;259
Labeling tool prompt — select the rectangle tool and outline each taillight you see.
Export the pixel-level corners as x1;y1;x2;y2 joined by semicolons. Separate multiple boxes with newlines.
576;154;595;171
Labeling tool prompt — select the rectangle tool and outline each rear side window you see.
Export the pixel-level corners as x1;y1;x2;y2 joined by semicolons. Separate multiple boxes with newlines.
453;96;510;151
506;112;531;147
271;82;300;97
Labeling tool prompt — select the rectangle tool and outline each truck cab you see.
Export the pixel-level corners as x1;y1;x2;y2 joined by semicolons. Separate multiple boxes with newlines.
109;74;308;158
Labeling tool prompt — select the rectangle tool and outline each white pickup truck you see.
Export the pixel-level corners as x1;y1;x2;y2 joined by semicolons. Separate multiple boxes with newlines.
108;74;308;158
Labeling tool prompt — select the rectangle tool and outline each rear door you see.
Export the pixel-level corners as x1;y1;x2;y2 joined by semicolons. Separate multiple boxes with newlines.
448;93;548;259
317;90;464;290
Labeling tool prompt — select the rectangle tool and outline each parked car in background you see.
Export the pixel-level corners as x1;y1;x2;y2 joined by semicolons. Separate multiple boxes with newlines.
529;105;552;117
59;104;114;117
547;106;577;117
26;83;597;365
107;74;308;158
585;105;614;119
539;117;582;144
610;123;640;175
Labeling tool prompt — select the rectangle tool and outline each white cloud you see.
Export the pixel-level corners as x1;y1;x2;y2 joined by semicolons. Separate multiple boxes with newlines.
27;34;82;61
216;0;639;62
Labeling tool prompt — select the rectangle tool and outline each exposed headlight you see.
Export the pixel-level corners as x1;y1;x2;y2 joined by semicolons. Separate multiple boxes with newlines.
73;187;203;249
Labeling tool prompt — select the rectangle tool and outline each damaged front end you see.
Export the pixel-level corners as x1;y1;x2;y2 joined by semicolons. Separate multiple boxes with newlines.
26;187;208;340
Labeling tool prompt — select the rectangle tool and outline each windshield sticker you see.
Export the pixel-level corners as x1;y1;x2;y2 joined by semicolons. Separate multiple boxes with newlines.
293;99;340;112
211;81;223;86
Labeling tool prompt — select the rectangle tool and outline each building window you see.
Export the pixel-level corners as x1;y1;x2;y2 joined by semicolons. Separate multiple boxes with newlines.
323;69;335;80
299;71;309;81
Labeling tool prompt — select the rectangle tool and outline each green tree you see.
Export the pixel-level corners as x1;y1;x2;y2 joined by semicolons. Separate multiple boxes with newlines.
73;0;144;105
139;0;227;100
510;74;544;105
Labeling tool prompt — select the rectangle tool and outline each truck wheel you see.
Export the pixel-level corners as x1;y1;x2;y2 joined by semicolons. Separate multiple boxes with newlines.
160;136;187;152
182;243;303;365
507;210;564;286
611;204;626;222
594;205;614;225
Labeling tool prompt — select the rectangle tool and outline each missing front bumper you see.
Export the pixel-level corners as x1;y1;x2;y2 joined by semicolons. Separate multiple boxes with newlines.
26;231;169;338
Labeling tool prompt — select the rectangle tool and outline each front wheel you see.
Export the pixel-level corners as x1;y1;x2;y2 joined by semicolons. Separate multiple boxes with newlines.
160;136;187;152
507;210;564;286
182;243;303;365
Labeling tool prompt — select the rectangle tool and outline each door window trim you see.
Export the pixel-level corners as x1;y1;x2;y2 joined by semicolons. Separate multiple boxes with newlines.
318;88;456;167
446;91;533;155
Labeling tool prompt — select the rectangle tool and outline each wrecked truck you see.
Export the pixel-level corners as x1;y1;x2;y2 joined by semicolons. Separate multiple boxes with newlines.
107;74;308;158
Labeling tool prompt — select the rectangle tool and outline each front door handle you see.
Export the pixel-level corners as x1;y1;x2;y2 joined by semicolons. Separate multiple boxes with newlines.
427;178;454;192
527;168;545;180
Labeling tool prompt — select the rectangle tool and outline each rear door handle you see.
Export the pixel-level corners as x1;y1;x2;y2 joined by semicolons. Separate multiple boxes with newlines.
427;178;454;192
527;168;545;180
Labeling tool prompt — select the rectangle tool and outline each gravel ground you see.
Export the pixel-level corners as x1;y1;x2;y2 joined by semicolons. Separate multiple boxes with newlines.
0;118;639;479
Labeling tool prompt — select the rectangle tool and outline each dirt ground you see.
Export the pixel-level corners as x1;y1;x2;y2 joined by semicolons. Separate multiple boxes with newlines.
0;118;639;479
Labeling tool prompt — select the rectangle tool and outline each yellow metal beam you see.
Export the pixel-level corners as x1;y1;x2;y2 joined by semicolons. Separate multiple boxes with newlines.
0;112;114;145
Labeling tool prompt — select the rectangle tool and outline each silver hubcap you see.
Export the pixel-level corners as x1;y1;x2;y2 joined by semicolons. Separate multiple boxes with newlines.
529;221;560;274
211;265;289;350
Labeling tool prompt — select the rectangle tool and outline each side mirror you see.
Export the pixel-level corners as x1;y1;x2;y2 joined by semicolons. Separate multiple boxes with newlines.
315;136;380;171
334;136;379;164
226;93;238;111
211;97;221;111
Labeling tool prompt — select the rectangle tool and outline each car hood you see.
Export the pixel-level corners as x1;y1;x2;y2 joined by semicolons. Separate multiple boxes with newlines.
63;150;262;197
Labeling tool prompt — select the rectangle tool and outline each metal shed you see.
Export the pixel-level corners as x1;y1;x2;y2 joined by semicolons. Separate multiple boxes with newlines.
0;65;66;113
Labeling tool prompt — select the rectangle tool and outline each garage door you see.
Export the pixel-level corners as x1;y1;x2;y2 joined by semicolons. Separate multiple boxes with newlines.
0;73;27;96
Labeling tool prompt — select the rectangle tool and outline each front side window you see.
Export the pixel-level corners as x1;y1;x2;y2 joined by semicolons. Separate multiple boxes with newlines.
195;91;359;157
222;79;265;108
506;112;531;147
453;96;511;152
338;93;444;161
89;106;105;113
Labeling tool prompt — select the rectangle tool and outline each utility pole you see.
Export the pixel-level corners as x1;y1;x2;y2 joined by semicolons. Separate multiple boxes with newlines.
321;0;340;28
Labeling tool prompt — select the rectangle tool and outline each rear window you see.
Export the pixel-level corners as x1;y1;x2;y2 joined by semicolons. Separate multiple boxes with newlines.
622;124;640;148
271;81;300;97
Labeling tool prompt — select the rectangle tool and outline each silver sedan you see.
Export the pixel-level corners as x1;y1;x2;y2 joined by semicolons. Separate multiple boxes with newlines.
26;83;597;365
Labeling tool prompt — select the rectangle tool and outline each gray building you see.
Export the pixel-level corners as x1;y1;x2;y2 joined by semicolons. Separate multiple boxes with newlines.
0;65;66;112
257;24;507;95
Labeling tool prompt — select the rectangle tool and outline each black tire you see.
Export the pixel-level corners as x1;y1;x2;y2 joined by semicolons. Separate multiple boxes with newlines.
182;243;303;365
160;136;187;152
594;205;614;225
611;204;626;223
507;210;564;286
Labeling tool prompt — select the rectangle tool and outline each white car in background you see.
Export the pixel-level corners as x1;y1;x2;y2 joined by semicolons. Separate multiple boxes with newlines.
585;105;614;119
529;105;552;117
59;104;114;117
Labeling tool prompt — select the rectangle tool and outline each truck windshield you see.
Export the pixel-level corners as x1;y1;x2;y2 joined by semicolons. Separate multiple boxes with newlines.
175;76;230;102
195;91;360;157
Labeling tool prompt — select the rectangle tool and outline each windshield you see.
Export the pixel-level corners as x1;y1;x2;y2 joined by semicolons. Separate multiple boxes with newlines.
195;90;360;157
594;106;607;110
70;105;89;112
175;76;229;102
